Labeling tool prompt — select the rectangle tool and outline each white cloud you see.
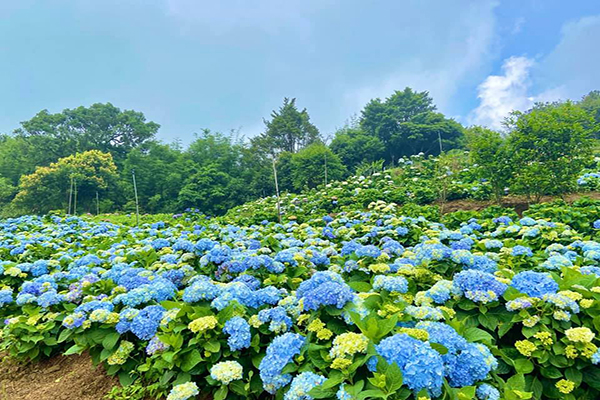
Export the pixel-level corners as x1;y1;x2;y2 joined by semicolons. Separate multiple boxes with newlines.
535;15;600;100
468;14;600;130
468;56;535;130
343;0;499;117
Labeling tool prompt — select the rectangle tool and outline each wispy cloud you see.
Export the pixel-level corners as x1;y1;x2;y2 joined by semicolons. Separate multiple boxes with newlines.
468;56;534;130
343;1;499;117
468;13;600;130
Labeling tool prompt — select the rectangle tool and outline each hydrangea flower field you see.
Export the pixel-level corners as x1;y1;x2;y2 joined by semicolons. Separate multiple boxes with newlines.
2;202;600;400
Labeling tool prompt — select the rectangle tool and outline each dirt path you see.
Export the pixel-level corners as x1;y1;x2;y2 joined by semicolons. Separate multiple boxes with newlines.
0;352;117;400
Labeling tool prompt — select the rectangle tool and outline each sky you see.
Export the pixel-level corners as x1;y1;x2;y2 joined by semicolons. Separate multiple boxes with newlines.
0;0;599;143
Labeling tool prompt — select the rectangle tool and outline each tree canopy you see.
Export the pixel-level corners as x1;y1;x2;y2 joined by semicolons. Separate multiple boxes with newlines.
15;102;159;161
252;98;320;155
360;87;464;162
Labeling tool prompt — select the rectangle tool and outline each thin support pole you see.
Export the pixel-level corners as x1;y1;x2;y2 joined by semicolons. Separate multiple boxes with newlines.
132;169;140;226
73;179;77;215
324;150;328;187
271;158;282;224
96;191;100;215
68;176;74;215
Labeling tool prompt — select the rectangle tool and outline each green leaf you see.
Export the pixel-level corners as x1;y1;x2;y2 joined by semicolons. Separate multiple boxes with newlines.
478;314;498;331
102;332;120;350
430;343;448;355
357;389;388;400
506;374;525;391
64;344;84;355
204;340;221;353
57;329;72;343
181;349;203;372
230;380;247;396
530;377;543;399
118;371;135;387
457;386;476;400
463;327;493;345
348;281;372;292
498;322;514;338
385;362;403;393
513;358;534;374
565;367;582;385
214;386;228;400
307;386;337;399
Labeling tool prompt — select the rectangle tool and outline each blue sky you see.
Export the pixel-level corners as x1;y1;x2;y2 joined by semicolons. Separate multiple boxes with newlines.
1;1;599;143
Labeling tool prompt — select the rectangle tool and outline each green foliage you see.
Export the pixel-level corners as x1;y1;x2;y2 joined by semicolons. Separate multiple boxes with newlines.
15;103;159;161
290;143;346;191
330;124;385;173
252;97;320;155
507;102;596;200
13;150;118;214
178;165;238;215
360;87;464;162
466;126;512;201
578;91;600;138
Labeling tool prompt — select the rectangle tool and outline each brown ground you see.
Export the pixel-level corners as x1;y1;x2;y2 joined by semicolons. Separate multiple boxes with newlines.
437;191;600;215
0;352;117;400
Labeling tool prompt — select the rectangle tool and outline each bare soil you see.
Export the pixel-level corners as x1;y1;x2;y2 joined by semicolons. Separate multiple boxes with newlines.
0;352;117;400
437;192;600;215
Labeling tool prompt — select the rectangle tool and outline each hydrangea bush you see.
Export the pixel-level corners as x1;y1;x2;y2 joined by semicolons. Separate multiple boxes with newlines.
1;202;600;399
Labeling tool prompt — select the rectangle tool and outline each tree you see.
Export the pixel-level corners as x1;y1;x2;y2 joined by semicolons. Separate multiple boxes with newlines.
177;165;238;215
15;103;159;161
360;87;464;161
13;150;118;214
186;129;243;175
120;142;185;213
330;125;384;173
578;91;600;138
252;98;320;155
466;126;512;201
0;177;17;206
0;135;43;185
507;101;595;200
290;143;345;191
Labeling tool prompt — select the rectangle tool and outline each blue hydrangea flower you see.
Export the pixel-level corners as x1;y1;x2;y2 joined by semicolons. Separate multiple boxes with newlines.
446;343;497;387
259;333;305;394
284;372;326;400
355;245;382;258
373;275;408;293
511;271;558;298
130;305;165;340
477;384;500;400
296;271;354;312
453;270;507;303
223;316;251;351
258;307;292;333
0;289;13;306
375;333;444;397
511;245;533;257
182;276;220;303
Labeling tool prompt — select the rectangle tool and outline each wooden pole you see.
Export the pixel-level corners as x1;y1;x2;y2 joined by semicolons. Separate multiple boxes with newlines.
73;179;77;215
324;150;328;186
68;176;74;215
132;169;140;226
271;158;282;224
